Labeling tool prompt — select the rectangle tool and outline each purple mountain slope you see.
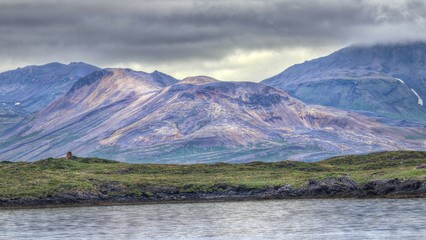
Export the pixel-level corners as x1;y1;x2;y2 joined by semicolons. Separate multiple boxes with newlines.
1;69;425;163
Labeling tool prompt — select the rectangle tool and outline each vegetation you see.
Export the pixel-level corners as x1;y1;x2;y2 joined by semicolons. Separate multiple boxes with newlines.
0;151;425;199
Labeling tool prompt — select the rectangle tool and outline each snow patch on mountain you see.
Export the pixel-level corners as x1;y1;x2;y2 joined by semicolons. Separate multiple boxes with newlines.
261;42;426;123
395;78;405;84
411;89;423;106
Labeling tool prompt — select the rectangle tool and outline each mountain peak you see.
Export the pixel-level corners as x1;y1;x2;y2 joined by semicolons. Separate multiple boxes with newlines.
10;62;99;74
180;76;219;85
67;68;178;95
347;41;426;49
149;70;179;86
67;69;114;94
12;62;65;74
67;61;99;68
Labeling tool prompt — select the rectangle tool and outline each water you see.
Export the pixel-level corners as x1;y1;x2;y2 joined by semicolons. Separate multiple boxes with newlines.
1;199;425;240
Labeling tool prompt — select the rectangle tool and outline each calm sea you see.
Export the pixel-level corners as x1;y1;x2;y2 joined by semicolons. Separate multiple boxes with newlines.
1;199;425;239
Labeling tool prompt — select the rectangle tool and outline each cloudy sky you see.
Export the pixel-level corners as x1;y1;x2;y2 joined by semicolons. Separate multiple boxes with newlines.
1;0;426;81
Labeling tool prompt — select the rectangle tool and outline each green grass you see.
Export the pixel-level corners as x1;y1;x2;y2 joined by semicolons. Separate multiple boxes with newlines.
1;151;425;199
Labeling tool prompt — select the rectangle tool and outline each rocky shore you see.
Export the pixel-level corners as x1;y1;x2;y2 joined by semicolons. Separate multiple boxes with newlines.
1;177;425;208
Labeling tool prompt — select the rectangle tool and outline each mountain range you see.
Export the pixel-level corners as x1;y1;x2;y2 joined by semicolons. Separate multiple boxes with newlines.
1;42;426;163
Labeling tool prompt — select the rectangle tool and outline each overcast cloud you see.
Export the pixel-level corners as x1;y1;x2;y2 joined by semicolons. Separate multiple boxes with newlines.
1;0;425;81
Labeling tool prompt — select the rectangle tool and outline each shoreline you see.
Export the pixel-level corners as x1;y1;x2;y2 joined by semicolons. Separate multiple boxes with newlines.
2;195;425;210
2;151;425;209
2;177;425;209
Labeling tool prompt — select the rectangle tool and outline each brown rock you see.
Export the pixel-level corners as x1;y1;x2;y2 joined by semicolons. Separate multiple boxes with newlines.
66;152;73;159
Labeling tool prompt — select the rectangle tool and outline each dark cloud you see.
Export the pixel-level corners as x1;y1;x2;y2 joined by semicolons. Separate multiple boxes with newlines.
1;0;426;80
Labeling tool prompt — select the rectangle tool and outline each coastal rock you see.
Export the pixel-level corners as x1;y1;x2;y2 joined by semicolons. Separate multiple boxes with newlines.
363;179;425;196
1;177;425;208
305;177;359;196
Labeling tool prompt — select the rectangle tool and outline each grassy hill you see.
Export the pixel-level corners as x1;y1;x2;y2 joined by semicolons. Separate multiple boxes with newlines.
1;151;425;206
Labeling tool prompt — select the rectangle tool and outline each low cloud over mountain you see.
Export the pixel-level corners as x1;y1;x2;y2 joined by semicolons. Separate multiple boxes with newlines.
1;0;426;81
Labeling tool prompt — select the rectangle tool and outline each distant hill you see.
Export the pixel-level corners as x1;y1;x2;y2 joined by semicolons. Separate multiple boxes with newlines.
262;42;426;124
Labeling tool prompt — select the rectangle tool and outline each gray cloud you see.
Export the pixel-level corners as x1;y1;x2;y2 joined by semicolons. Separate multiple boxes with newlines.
1;0;426;81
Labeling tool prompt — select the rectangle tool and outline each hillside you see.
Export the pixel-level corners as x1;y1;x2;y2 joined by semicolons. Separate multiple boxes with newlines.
0;151;425;207
262;42;426;124
0;62;99;133
0;62;100;113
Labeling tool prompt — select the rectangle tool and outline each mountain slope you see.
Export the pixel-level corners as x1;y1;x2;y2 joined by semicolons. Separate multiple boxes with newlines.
1;69;425;163
0;62;100;133
262;42;426;124
0;62;100;113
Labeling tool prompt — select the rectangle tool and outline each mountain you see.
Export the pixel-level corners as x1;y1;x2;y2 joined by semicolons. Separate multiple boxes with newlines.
0;62;100;113
1;68;425;163
262;42;426;124
180;76;219;85
0;62;100;132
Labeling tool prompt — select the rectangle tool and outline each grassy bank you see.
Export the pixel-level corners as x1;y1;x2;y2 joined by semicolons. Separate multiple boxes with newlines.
1;151;425;200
